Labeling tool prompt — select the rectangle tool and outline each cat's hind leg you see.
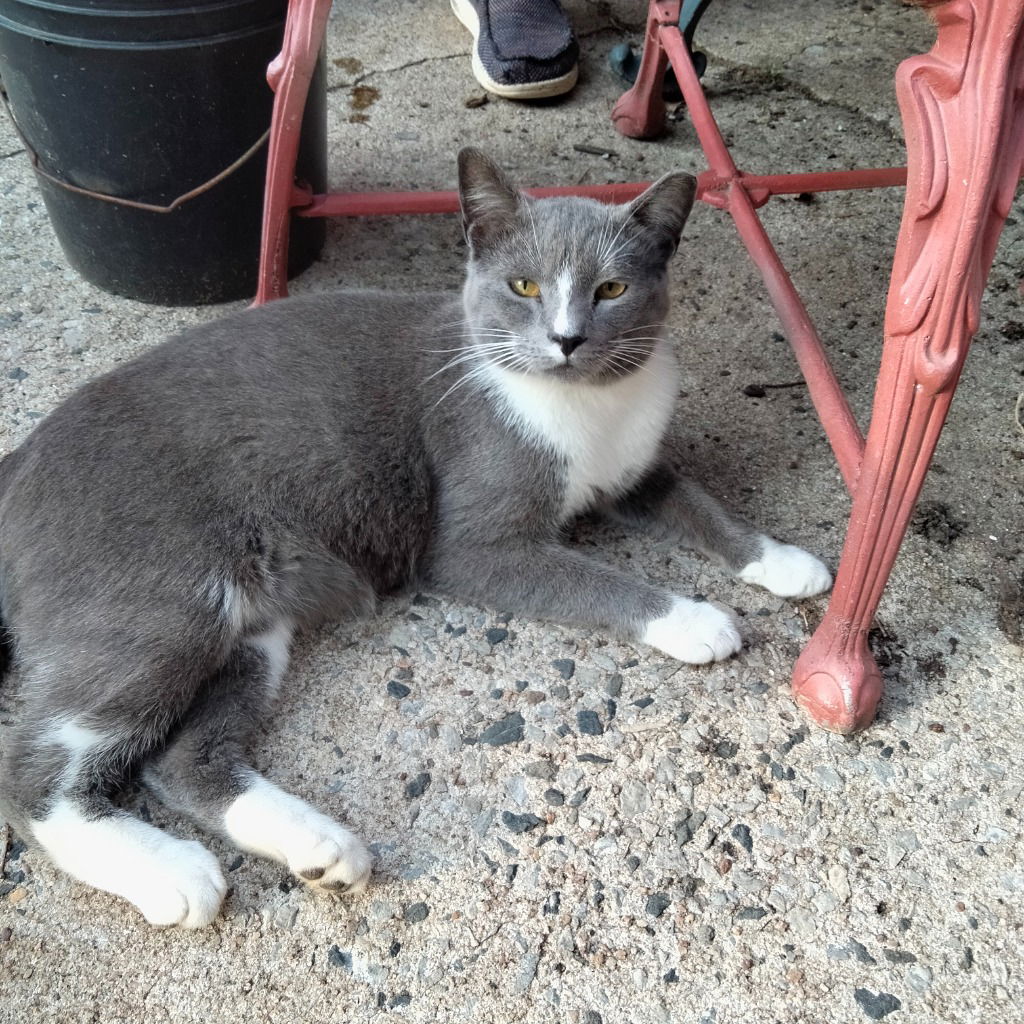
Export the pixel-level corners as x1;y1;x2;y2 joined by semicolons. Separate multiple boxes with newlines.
142;623;372;898
4;711;227;928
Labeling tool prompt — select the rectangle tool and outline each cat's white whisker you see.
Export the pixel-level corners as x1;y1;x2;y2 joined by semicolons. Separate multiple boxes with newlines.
619;322;670;335
422;339;519;354
523;199;543;264
431;358;497;409
421;346;518;386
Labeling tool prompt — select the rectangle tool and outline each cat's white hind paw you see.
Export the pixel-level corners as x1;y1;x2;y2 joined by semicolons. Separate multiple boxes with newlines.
224;776;372;897
130;841;228;928
643;596;742;664
739;537;833;599
31;800;227;928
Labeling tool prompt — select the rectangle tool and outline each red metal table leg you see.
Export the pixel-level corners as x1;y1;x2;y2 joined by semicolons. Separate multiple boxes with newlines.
253;0;332;306
793;0;1024;732
611;1;678;140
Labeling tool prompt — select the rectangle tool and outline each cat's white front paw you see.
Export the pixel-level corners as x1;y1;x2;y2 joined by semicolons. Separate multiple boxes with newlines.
290;829;373;896
642;596;742;664
224;777;372;896
738;537;832;599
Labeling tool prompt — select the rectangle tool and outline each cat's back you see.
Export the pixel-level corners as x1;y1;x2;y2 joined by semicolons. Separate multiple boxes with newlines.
0;289;460;553
13;289;459;456
137;288;459;399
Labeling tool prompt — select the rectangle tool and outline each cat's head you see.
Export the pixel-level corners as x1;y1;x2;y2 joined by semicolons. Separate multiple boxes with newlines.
457;148;696;384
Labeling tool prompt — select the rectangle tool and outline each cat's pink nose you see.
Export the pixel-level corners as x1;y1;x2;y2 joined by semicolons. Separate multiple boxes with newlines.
552;333;586;357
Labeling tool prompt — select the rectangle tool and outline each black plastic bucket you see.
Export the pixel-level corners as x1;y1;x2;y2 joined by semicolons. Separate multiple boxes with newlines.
0;0;326;305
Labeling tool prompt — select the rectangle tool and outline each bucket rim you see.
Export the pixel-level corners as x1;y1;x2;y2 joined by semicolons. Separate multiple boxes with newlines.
0;0;285;48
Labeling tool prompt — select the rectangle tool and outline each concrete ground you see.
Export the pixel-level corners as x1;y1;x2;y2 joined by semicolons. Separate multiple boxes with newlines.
1;1;1022;1022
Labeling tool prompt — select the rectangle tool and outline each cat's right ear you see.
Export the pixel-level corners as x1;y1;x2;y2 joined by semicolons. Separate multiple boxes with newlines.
458;148;521;253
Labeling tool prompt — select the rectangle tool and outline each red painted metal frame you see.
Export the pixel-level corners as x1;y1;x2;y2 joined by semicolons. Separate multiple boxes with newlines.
255;0;1024;732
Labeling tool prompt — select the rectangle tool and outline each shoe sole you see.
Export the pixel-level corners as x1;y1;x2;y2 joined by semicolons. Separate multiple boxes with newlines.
450;0;578;99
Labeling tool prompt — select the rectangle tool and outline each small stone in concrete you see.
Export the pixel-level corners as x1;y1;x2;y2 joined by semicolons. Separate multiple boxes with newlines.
404;772;431;799
850;940;877;965
552;658;576;679
568;787;591;808
524;760;556;780
675;811;706;846
403;902;430;924
882;948;916;964
731;823;753;854
502;811;545;834
604;673;623;697
814;765;845;791
480;712;525;746
513;952;540;994
715;739;739;759
853;989;901;1020
646;892;671;918
577;710;604;736
388;993;412;1009
618;778;651;816
584;1011;603;1024
486;627;508;645
633;696;654;709
544;789;565;806
736;906;768;920
577;753;611;764
327;945;351;969
905;966;933;994
387;680;411;699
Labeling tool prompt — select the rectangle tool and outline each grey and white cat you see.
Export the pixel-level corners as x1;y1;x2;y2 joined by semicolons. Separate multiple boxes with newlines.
0;149;830;928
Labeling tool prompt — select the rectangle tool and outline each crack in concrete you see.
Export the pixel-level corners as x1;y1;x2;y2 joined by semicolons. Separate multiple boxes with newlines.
1;149;25;160
328;51;467;94
700;51;904;142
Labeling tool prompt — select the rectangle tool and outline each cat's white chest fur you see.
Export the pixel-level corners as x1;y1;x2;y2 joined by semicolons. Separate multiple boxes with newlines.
485;341;679;520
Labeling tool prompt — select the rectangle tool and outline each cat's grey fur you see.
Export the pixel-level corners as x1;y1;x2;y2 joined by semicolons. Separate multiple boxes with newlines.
0;149;830;927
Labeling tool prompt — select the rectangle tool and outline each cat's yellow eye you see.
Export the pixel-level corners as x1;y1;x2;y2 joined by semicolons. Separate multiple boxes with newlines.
595;281;628;300
509;278;541;298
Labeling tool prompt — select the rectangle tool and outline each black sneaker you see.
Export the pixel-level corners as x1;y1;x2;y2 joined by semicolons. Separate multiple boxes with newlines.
451;0;579;99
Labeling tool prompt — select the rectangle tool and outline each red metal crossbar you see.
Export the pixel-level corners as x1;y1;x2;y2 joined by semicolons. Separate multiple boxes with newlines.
255;0;1024;732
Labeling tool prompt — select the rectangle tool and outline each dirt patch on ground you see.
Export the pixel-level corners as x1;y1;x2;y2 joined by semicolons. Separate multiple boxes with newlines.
911;501;965;546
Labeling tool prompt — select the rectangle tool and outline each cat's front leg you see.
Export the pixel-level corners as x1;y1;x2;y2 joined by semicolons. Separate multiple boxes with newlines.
611;461;833;599
426;538;741;665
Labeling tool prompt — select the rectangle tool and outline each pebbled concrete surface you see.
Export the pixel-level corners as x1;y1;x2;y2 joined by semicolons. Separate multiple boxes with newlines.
1;2;1022;1022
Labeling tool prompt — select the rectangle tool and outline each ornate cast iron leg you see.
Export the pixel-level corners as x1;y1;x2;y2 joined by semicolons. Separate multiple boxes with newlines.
793;0;1024;732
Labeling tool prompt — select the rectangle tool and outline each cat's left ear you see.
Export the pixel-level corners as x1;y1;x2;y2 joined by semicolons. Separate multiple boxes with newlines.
627;172;698;258
458;147;522;253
